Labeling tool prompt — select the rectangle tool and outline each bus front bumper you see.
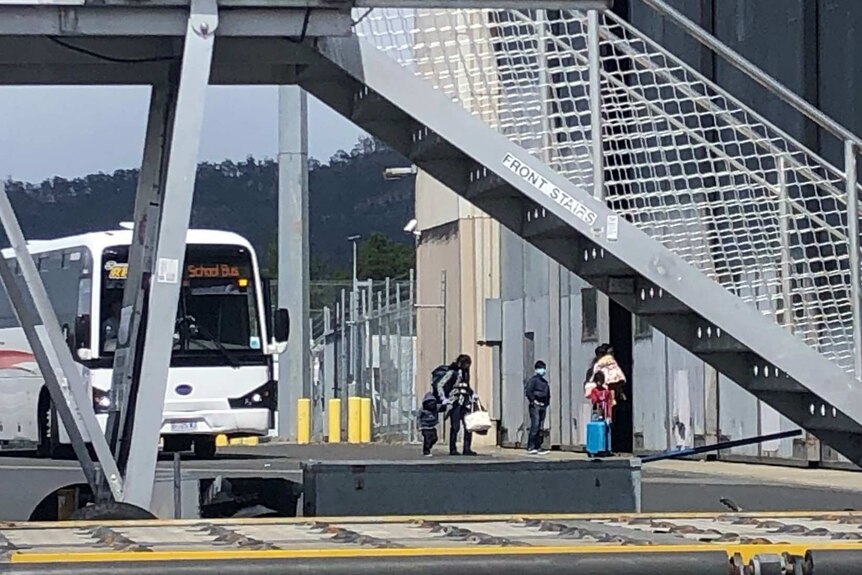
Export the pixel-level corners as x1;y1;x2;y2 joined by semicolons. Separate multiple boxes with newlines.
160;408;270;436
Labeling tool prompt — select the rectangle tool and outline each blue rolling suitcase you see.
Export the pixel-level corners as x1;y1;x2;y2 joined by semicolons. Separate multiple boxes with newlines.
586;419;611;457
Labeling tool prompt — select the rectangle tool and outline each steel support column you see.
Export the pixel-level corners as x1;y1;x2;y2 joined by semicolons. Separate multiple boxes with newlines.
846;140;862;379
277;85;311;440
587;9;610;344
105;82;177;475
0;184;124;500
588;9;603;202
121;0;217;509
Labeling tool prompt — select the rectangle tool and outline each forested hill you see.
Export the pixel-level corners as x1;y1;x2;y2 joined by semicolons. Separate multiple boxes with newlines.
2;137;414;276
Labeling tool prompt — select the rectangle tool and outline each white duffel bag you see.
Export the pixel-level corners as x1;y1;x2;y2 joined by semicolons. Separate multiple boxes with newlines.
465;398;492;433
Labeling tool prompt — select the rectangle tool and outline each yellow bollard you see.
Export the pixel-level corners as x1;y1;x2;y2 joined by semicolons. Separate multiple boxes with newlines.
297;398;311;444
328;398;342;443
360;397;372;443
347;396;362;444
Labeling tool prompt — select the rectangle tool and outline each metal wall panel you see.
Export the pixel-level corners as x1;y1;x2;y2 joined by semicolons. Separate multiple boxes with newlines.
818;0;862;166
501;298;525;445
718;374;760;456
632;333;670;452
500;227;525;303
713;0;818;148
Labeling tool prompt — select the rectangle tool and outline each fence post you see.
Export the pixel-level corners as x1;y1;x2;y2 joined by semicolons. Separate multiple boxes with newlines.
409;269;417;443
384;278;392;436
395;280;404;442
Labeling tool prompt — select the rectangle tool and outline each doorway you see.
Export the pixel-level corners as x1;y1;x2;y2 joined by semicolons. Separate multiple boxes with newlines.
609;300;634;453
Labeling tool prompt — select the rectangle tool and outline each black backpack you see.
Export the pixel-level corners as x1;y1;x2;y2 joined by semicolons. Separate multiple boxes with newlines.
431;364;450;399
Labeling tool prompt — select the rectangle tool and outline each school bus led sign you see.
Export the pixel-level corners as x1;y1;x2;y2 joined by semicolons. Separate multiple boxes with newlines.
104;261;240;280
186;264;241;279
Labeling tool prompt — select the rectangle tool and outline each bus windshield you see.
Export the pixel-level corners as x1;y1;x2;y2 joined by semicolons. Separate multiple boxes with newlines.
99;244;262;360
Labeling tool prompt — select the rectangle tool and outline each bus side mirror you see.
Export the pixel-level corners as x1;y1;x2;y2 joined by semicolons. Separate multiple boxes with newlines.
274;308;290;343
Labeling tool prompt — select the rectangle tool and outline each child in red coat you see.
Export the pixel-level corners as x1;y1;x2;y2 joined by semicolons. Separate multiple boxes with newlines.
589;371;613;423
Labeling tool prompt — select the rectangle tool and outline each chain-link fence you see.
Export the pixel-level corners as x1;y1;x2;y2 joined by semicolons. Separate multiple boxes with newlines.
313;272;417;443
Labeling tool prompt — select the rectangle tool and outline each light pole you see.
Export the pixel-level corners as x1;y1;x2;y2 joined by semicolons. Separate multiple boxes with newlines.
384;166;418;180
347;235;360;393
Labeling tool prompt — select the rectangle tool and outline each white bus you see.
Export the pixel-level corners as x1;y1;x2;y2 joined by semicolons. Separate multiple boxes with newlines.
0;226;287;459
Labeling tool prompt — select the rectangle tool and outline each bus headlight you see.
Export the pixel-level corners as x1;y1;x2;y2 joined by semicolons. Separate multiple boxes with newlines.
93;388;111;414
228;380;276;410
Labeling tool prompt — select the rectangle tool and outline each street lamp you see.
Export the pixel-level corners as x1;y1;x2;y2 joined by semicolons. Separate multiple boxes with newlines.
383;166;418;180
347;234;361;291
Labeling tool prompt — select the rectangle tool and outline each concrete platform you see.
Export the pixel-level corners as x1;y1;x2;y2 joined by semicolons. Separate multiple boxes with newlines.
302;457;641;516
2;443;861;521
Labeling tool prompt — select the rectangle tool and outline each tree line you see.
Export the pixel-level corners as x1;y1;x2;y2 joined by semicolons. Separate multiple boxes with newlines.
2;136;416;287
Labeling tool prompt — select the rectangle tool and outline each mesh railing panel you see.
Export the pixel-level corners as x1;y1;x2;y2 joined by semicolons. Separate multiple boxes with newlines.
354;8;856;374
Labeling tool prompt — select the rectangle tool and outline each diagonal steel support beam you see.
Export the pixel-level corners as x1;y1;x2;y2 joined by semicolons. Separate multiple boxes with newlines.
0;183;124;501
104;82;177;482
119;0;218;510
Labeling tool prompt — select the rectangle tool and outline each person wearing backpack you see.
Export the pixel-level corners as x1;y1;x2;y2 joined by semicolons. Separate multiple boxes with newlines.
436;354;477;456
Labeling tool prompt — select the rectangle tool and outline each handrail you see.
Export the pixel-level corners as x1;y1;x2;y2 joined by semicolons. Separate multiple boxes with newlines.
639;0;862;149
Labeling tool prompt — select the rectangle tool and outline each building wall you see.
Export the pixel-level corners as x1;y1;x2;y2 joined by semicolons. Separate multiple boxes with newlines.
412;9;502;446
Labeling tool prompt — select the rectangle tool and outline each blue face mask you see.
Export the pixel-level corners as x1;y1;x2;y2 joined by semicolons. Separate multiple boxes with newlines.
536;368;546;377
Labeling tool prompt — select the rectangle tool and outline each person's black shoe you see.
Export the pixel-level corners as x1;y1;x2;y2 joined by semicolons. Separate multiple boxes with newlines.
463;450;478;456
449;450;460;456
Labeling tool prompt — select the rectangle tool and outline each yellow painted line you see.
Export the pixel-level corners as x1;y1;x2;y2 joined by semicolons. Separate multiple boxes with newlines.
10;543;862;564
6;510;861;530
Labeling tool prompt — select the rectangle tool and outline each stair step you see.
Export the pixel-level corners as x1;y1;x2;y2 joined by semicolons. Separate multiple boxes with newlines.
630;281;691;316
689;324;749;354
522;209;571;239
408;128;462;162
352;87;405;124
575;244;635;278
465;170;515;201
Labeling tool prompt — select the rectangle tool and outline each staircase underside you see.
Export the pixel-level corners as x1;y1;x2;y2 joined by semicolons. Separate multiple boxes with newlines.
289;27;862;466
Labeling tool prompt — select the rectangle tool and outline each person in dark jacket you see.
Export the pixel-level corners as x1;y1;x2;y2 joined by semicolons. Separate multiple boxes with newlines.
439;354;477;456
525;360;550;454
417;390;444;456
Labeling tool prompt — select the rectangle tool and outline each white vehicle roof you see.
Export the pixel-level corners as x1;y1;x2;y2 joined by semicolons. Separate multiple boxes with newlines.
1;228;256;259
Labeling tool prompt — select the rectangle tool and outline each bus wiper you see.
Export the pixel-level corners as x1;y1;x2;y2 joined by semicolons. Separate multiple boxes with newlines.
181;315;241;369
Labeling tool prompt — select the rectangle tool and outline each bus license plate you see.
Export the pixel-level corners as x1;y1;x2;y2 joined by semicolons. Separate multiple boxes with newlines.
170;421;197;432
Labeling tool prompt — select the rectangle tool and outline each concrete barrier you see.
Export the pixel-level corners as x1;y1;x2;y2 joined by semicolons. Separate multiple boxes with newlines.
301;457;641;516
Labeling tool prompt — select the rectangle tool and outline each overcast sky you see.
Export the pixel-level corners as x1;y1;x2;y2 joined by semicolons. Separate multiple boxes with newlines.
0;86;368;183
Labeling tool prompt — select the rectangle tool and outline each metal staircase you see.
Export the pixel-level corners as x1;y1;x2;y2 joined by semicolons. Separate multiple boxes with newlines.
292;2;862;465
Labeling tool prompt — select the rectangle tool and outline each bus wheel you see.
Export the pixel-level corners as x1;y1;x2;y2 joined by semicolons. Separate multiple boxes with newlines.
70;501;156;521
193;436;217;459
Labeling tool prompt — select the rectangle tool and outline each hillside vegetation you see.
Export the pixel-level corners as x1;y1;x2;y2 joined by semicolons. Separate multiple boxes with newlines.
3;137;415;280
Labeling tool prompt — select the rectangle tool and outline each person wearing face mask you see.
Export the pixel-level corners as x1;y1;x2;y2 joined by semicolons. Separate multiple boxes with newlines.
524;360;551;455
